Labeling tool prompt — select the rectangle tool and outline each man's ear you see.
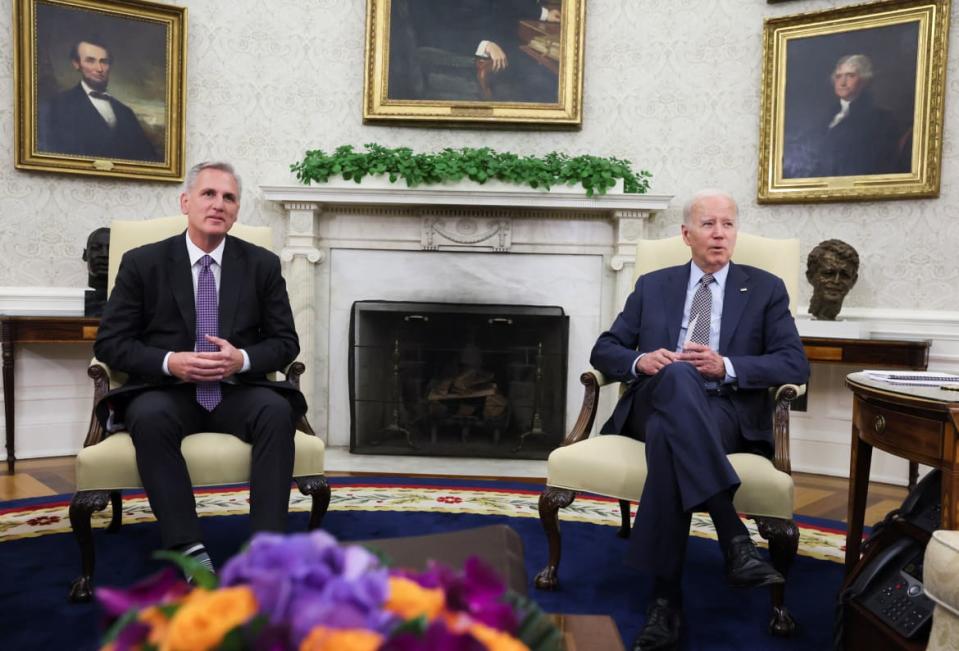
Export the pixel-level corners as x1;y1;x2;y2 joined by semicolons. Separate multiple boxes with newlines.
179;192;189;214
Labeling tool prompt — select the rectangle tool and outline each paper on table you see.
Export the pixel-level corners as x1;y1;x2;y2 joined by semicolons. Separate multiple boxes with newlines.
863;370;959;387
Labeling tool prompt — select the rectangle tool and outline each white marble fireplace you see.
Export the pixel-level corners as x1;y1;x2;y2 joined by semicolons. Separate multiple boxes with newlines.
261;182;672;449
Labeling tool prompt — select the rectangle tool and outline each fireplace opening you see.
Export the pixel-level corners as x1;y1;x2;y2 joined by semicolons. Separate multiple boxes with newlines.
349;301;569;459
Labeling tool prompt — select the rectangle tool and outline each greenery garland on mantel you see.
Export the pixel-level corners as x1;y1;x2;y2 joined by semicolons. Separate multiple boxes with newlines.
291;144;651;197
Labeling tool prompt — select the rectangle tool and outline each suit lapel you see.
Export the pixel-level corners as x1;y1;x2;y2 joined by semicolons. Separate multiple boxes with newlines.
720;262;750;353
664;263;691;350
169;234;195;337
218;236;243;338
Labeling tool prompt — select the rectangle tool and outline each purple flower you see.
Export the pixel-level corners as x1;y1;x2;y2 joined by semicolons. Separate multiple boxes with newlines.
381;620;486;651
220;531;396;644
395;557;517;632
96;567;190;617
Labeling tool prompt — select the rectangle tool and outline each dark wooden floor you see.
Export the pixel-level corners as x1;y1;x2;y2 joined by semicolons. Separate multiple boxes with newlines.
1;456;908;527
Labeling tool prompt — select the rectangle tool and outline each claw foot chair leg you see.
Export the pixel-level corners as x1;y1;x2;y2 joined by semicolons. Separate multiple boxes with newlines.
534;486;575;590
295;476;331;530
756;516;799;637
68;490;111;602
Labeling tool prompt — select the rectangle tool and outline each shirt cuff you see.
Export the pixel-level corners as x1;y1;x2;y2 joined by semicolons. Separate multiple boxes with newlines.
722;356;737;384
476;40;490;57
162;351;172;376
540;7;549;20
631;352;646;378
240;349;251;373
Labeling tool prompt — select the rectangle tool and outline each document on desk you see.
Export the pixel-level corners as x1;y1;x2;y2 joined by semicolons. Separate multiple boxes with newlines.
864;370;959;386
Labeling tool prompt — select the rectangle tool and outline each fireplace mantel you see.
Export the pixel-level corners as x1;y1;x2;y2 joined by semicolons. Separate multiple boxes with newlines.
261;181;671;214
261;182;672;446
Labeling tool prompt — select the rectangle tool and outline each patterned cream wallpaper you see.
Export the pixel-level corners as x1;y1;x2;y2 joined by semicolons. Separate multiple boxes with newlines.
0;0;957;309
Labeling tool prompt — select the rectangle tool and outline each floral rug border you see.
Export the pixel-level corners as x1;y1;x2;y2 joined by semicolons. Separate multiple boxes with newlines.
0;484;847;563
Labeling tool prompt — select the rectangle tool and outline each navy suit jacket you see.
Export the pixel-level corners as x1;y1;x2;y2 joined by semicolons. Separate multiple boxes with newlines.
93;233;305;427
38;84;160;161
590;261;809;449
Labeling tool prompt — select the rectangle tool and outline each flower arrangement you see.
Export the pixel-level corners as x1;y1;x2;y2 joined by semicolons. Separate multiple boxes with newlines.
291;144;652;196
98;530;563;651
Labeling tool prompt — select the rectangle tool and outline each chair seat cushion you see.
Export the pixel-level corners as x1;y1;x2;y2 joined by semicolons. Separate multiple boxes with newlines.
76;431;325;491
546;434;793;519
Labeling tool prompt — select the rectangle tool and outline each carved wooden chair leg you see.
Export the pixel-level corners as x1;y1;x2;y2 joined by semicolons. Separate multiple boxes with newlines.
755;516;799;637
534;486;575;590
617;500;632;538
106;490;123;533
295;476;331;530
68;490;111;603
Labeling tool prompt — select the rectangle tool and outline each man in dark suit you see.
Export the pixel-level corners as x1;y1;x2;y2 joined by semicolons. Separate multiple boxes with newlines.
94;161;304;572
811;54;908;177
591;189;810;650
38;37;160;161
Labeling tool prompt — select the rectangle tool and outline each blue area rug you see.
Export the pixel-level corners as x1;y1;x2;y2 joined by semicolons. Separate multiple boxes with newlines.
0;476;846;650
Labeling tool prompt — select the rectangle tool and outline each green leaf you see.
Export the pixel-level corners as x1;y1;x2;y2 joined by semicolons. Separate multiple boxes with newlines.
101;609;143;645
153;550;218;590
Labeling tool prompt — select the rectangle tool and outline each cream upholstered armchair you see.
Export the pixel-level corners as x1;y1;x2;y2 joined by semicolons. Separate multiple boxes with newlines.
533;233;807;636
68;216;330;602
924;530;959;650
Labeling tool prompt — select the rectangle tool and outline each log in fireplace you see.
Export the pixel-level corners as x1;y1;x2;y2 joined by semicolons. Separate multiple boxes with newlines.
349;301;568;459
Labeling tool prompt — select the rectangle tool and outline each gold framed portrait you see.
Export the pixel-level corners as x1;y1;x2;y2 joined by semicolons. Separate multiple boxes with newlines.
14;0;187;182
363;0;585;128
757;0;950;203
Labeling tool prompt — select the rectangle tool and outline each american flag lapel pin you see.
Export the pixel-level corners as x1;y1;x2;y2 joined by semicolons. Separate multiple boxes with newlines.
740;287;748;292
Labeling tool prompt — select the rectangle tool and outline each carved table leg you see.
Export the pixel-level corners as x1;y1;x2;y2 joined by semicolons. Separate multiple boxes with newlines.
533;486;575;591
295;476;331;530
68;490;110;602
2;319;15;474
756;516;799;637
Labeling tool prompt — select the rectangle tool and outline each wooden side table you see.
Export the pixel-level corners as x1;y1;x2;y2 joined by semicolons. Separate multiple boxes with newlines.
1;316;99;473
843;372;959;573
805;337;931;490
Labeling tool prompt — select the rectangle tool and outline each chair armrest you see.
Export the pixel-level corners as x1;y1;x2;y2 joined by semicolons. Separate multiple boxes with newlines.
280;361;317;437
559;369;616;447
84;358;114;448
771;383;805;475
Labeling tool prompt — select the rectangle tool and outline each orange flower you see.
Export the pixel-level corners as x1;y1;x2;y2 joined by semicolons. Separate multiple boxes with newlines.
385;576;445;621
162;586;258;651
138;605;172;645
299;626;384;651
468;621;530;651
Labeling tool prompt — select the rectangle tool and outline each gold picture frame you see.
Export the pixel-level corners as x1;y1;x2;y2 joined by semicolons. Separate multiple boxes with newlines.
757;0;950;203
14;0;187;182
363;0;585;128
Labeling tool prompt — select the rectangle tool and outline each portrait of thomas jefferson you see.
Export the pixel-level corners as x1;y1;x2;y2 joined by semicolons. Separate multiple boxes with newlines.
34;2;167;162
781;22;918;180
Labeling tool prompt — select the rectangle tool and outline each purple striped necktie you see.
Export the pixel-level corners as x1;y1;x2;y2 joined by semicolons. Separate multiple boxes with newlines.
195;255;221;411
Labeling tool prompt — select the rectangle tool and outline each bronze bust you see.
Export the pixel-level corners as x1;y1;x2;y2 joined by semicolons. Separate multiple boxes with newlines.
806;239;859;320
83;227;110;316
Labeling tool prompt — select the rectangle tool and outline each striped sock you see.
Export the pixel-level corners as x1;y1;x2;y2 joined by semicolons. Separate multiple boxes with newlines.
178;542;215;581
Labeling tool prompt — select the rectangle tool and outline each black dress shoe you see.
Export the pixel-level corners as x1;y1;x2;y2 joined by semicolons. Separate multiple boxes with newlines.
725;534;784;588
632;597;681;651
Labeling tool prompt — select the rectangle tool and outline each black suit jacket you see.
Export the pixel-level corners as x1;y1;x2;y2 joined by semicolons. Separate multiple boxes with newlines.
93;232;305;427
409;0;545;57
812;92;908;177
38;84;160;162
590;261;810;449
